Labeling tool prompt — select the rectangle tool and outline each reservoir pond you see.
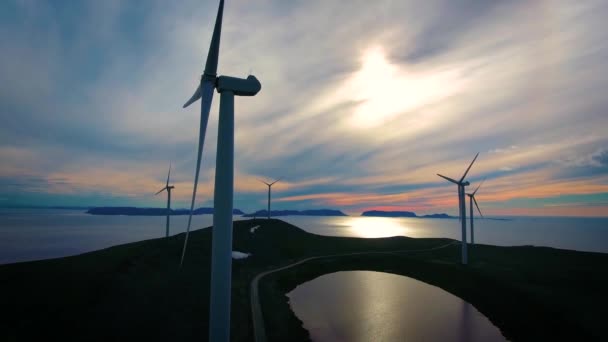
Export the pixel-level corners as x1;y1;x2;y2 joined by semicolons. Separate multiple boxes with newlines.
287;271;507;342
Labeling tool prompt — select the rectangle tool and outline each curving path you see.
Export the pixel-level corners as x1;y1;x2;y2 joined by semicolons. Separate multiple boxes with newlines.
250;241;458;342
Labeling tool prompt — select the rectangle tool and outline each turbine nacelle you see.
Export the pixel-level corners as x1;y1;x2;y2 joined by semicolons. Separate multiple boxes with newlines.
217;75;261;96
183;75;260;108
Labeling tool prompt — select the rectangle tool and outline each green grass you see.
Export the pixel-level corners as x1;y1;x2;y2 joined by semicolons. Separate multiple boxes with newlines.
1;219;606;341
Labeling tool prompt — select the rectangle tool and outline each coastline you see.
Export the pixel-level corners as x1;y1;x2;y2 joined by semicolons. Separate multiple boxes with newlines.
1;219;606;341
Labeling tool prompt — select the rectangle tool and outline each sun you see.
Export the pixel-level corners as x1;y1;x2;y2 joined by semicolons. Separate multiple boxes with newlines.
340;46;465;128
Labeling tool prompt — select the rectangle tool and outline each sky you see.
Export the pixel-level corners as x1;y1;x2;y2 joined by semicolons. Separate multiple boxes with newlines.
1;0;608;216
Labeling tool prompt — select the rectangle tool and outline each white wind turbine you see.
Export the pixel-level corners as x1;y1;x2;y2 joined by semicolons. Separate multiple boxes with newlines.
178;1;261;341
466;179;485;245
437;152;479;265
259;177;282;219
155;163;174;238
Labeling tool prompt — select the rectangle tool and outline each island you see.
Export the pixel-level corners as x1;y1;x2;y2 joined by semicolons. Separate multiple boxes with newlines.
86;206;244;216
361;210;456;219
420;213;454;219
242;209;347;217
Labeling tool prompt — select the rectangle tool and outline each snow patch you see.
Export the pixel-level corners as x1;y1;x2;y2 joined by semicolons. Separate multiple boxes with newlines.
250;225;260;233
232;251;251;259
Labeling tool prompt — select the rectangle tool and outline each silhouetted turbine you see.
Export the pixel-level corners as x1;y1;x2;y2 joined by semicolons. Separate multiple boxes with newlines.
258;177;282;219
466;178;485;245
437;152;479;265
179;1;261;341
155;163;174;238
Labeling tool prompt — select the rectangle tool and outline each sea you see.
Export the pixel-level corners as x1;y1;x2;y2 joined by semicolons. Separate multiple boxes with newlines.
1;208;607;265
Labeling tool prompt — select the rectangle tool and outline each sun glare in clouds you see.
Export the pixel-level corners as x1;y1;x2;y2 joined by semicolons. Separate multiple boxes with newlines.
341;46;466;128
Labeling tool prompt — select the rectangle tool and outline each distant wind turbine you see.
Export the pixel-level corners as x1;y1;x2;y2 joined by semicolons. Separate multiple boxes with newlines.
259;177;282;219
437;152;479;265
179;1;261;341
155;163;175;238
466;179;485;245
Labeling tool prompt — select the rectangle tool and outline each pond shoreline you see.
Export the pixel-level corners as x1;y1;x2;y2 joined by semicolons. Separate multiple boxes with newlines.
262;250;604;341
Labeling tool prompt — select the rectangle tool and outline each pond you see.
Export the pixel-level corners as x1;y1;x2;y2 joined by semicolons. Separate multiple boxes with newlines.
287;271;507;341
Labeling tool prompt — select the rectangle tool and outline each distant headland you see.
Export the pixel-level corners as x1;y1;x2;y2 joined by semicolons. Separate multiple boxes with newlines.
86;207;244;216
242;209;347;217
359;210;512;220
361;210;456;219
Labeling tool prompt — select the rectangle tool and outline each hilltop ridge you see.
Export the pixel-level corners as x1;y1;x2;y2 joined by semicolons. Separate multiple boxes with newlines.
242;209;347;217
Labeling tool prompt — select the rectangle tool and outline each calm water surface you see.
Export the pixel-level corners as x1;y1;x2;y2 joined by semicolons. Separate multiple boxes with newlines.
283;215;608;253
1;209;607;264
288;271;507;342
0;209;245;264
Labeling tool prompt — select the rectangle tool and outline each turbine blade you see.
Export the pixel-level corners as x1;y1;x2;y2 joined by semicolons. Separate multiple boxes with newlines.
437;173;459;184
155;187;167;195
182;0;223;108
473;196;484;218
183;83;202;108
258;178;271;186
270;177;283;186
460;152;479;182
472;177;486;195
203;0;224;77
180;80;215;267
166;163;172;187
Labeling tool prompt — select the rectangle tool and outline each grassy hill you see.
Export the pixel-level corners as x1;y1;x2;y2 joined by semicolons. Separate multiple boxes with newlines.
1;219;606;341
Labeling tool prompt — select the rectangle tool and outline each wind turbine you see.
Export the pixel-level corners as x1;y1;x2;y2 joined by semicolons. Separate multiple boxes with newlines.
259;177;281;219
179;1;261;341
437;152;479;265
466;179;485;245
155;163;175;238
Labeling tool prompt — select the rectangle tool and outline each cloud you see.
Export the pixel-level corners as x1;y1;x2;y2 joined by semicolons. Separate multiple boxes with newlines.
1;0;608;216
592;150;608;167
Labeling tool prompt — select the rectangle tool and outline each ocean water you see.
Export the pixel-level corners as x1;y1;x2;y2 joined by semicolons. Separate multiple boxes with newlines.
1;209;607;264
288;271;506;342
282;215;608;253
0;209;245;264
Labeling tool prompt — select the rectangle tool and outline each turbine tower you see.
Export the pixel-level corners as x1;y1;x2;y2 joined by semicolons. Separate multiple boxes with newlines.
466;179;485;245
155;163;175;238
259;177;281;219
437;152;479;265
179;1;261;341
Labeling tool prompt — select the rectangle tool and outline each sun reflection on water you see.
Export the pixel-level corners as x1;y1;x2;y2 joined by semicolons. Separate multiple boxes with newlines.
339;216;409;238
